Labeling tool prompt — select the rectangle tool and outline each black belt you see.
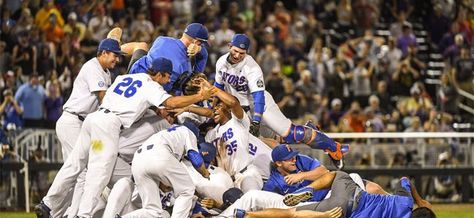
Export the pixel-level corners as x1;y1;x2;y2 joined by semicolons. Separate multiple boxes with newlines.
65;110;85;121
242;106;250;112
231;166;248;181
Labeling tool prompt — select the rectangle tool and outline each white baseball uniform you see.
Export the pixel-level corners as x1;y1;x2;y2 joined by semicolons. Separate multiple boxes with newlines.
215;53;292;137
216;112;263;193
55;57;111;218
182;161;234;204
42;73;171;218
248;135;273;180
124;125;198;218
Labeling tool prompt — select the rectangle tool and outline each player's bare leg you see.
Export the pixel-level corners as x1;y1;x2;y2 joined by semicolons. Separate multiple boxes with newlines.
121;42;149;55
107;27;123;44
235;207;342;218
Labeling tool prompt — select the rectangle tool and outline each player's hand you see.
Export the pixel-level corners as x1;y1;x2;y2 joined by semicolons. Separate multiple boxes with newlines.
200;198;217;209
187;43;202;57
198;82;213;101
249;120;260;136
167;107;188;116
284;173;304;185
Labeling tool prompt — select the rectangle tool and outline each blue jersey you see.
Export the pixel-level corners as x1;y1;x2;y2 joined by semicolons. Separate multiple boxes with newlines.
351;192;413;218
263;154;330;201
129;36;208;92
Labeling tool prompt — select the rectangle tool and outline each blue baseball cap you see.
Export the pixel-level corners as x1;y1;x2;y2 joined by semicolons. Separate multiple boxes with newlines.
149;57;173;73
230;34;250;50
97;38;124;55
271;144;299;162
222;188;243;206
182;120;199;138
199;142;216;165
184;23;209;46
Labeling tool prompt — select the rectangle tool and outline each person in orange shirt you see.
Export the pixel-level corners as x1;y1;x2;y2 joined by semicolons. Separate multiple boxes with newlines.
34;0;64;29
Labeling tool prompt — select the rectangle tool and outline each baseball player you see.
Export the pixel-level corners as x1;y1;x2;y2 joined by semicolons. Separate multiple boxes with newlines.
123;122;209;218
263;144;331;202
214;34;348;169
276;172;434;218
35;57;213;218
129;23;209;93
51;37;122;217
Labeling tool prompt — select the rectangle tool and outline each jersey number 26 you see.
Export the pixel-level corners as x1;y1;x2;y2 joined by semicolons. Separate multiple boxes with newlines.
113;77;142;97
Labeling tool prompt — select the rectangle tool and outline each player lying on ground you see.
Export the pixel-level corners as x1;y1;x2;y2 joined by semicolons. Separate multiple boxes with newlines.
233;171;434;218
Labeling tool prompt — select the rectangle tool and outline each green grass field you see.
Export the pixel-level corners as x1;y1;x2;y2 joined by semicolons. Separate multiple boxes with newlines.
1;204;473;218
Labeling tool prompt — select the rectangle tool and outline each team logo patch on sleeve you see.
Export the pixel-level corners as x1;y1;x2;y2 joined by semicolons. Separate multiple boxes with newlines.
257;79;264;88
98;81;105;87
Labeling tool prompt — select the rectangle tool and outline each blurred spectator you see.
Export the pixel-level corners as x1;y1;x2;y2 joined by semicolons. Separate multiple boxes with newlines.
273;1;291;41
214;18;235;55
149;0;172;25
339;101;366;132
0;89;23;131
451;46;474;108
111;0;126;22
29;147;49;203
390;0;414;22
389;11;410;38
0;41;10;74
386;110;403;132
63;12;86;43
257;43;281;77
352;0;379;34
130;9;155;43
278;78;306;119
42;13;65;44
428;152;461;202
392;60;420;97
443;34;465;64
404;45;426;73
364;107;385;132
1;71;18;102
428;3;451;46
438;23;460;55
398;84;433;120
336;0;353;33
44;79;63;129
454;9;473;45
12;31;37;81
36;44;55;79
386;37;402;74
14;74;45;128
34;0;65;30
87;5;113;42
329;98;344;127
307;49;327;92
171;0;192;25
396;23;417;57
295;67;318;113
351;57;373;107
374;80;393;114
11;7;34;36
438;73;459;115
266;68;285;101
403;116;424;144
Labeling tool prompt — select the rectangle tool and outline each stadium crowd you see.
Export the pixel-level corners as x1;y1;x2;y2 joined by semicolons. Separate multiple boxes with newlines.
0;0;473;207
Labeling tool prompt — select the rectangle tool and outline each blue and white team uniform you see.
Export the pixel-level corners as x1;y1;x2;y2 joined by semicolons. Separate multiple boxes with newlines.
129;36;208;92
263;154;330;202
42;73;172;218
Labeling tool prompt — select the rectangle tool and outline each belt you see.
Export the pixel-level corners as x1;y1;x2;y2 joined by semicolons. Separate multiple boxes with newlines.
99;108;124;130
242;106;250;112
65;110;85;121
231;166;248;181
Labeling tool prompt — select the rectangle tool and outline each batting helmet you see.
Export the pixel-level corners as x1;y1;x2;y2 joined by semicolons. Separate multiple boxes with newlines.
198;142;216;165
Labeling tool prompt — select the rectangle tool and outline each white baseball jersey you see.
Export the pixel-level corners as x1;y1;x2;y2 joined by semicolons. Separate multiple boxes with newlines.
216;112;253;176
248;135;273;179
101;73;171;128
215;53;265;107
142;124;199;160
63;57;111;116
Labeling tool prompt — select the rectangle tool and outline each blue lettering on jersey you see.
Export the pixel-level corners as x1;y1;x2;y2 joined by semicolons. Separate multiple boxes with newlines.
113;77;142;97
221;128;234;141
220;71;249;92
249;143;257;156
226;140;237;155
167;125;179;132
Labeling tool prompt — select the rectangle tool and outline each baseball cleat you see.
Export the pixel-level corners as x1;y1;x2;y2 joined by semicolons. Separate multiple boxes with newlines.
326;142;349;170
283;186;314;206
34;201;51;218
107;27;123;44
234;208;246;218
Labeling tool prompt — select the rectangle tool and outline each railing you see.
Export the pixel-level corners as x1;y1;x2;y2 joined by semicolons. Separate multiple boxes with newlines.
1;130;473;211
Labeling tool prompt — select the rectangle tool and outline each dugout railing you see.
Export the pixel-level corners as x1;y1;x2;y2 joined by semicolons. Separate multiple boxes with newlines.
1;130;473;211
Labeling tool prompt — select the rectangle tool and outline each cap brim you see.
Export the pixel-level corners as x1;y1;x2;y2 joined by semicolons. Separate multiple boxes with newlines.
281;151;299;161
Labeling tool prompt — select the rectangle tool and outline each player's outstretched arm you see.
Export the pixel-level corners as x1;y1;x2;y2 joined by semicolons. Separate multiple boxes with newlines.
168;105;214;118
163;82;213;109
198;78;245;119
406;177;432;209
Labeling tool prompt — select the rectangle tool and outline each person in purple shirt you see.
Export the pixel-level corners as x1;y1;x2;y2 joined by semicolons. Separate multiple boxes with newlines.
397;24;418;57
129;23;209;94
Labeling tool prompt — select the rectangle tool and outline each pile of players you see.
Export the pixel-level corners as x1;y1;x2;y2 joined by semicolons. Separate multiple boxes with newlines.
34;23;436;218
